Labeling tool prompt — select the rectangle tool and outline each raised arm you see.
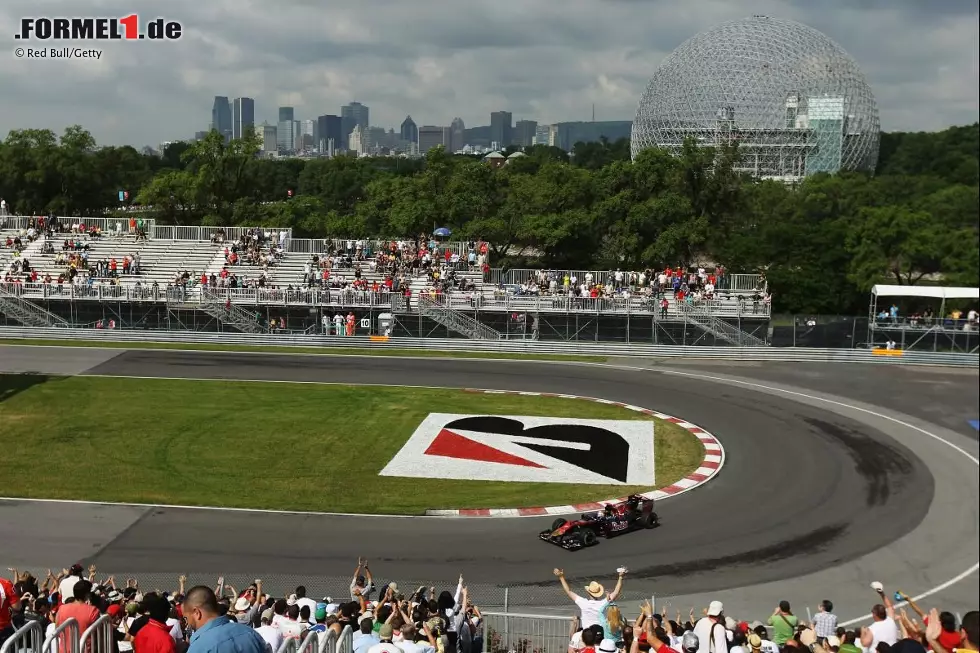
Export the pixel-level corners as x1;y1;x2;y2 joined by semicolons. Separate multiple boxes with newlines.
608;569;626;601
553;569;577;602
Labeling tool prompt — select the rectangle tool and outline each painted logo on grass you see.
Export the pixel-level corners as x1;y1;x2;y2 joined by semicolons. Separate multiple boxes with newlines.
380;414;654;485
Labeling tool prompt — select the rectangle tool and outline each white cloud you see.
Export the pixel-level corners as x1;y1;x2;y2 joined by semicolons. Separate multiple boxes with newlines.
0;0;976;146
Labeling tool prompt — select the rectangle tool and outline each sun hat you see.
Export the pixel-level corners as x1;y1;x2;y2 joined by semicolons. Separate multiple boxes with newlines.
749;634;762;650
234;597;251;612
599;639;618;653
584;582;605;599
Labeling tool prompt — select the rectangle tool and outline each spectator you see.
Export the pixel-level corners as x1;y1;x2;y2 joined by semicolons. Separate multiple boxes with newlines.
767;601;798;646
254;610;281;653
0;575;18;646
59;564;85;601
354;618;379;653
693;602;728;653
182;586;266;653
133;595;176;653
367;623;400;653
926;609;978;653
554;568;626;629
813;601;838;641
866;584;899;650
57;580;100;653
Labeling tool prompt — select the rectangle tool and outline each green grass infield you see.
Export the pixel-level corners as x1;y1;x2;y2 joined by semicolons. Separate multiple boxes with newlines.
0;375;704;514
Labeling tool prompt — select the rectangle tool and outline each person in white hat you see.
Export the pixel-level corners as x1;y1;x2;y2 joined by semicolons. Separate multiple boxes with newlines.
553;568;626;629
694;602;730;653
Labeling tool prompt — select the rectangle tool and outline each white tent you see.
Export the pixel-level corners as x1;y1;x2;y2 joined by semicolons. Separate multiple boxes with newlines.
871;285;979;300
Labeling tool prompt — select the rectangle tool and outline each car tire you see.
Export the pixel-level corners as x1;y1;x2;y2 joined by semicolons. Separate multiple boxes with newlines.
551;518;567;531
581;529;599;546
640;513;657;529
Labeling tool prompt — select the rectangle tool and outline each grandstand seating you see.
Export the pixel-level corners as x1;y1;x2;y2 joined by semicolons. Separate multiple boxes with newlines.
0;219;771;319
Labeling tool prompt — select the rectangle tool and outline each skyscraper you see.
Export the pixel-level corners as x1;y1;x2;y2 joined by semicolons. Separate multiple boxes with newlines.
277;119;296;152
515;120;538;147
317;115;342;153
418;126;451;153
450;117;466;153
211;96;232;142
278;107;294;123
342;102;370;131
232;97;255;140
261;123;277;154
490;111;513;148
400;116;418;144
299;119;316;150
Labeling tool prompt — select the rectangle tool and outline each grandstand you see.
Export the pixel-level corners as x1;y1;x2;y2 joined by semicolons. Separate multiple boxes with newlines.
0;216;771;344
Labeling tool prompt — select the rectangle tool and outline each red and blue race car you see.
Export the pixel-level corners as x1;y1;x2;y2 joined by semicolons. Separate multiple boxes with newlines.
538;494;660;550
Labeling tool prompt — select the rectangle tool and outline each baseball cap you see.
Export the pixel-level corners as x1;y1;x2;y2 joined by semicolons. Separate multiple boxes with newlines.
315;604;327;621
379;624;394;640
107;605;123;619
261;609;275;623
707;601;724;617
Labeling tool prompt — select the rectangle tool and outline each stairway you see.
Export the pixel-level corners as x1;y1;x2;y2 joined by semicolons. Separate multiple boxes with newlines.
0;285;70;327
679;302;767;346
197;289;267;334
417;295;502;340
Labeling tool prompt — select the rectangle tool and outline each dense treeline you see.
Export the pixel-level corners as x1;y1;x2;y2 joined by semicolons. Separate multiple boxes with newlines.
0;124;977;314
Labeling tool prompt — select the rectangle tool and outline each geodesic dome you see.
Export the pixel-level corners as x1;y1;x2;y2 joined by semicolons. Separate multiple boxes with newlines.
631;15;880;180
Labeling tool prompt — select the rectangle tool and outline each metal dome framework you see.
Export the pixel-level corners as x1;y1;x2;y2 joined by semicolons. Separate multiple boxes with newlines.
631;16;880;181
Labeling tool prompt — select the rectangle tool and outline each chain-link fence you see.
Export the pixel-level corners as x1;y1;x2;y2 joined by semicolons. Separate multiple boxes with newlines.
83;572;670;615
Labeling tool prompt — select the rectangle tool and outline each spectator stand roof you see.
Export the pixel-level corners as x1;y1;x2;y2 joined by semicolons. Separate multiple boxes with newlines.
871;285;979;300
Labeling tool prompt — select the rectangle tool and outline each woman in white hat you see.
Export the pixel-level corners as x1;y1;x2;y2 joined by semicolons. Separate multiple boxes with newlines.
553;568;626;629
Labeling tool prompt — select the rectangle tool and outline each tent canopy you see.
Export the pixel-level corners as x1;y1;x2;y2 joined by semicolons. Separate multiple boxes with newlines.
872;285;979;300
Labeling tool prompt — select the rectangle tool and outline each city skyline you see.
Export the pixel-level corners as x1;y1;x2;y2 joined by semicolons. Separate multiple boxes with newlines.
0;0;976;147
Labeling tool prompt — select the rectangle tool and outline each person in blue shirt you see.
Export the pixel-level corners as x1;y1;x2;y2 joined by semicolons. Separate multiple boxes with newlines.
183;586;268;653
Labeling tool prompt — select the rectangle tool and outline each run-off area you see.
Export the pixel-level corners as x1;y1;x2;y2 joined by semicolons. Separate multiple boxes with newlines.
0;374;704;514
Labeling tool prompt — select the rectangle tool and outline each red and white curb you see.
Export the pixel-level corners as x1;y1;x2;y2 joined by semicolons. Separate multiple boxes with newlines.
425;389;725;517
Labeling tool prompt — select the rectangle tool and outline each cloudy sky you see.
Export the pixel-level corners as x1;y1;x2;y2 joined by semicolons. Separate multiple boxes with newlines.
1;0;977;147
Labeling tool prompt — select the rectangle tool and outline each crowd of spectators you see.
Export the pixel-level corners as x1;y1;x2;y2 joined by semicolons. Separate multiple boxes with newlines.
2;563;975;653
1;560;485;653
551;570;974;653
874;305;979;332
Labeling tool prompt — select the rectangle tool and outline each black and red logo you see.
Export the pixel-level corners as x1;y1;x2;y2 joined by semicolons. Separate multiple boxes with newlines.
380;413;655;486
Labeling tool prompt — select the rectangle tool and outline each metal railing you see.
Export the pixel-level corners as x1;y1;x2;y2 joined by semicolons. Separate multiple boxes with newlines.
316;626;353;653
3;216;157;235
1;326;975;366
482;612;572;653
498;269;765;293
0;282;770;319
1;620;42;653
43;618;78;653
78;616;112;653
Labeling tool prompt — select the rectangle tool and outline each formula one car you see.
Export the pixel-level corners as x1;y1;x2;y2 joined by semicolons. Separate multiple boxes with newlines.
539;494;659;550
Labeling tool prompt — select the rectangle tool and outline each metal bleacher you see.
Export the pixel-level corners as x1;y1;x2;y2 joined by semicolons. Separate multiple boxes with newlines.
1;218;770;326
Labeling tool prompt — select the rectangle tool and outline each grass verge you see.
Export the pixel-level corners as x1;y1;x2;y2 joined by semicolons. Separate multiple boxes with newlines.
0;338;607;363
0;375;703;514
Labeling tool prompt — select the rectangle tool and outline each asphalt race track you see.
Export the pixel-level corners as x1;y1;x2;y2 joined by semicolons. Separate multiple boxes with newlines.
1;345;977;620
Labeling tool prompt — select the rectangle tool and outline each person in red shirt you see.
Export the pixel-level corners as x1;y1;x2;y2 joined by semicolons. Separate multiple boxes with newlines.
57;580;100;653
133;595;175;653
0;576;19;646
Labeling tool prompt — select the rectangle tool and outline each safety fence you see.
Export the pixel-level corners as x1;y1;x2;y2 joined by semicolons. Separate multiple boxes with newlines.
482;612;573;653
0;326;975;366
276;624;353;653
1;620;42;653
